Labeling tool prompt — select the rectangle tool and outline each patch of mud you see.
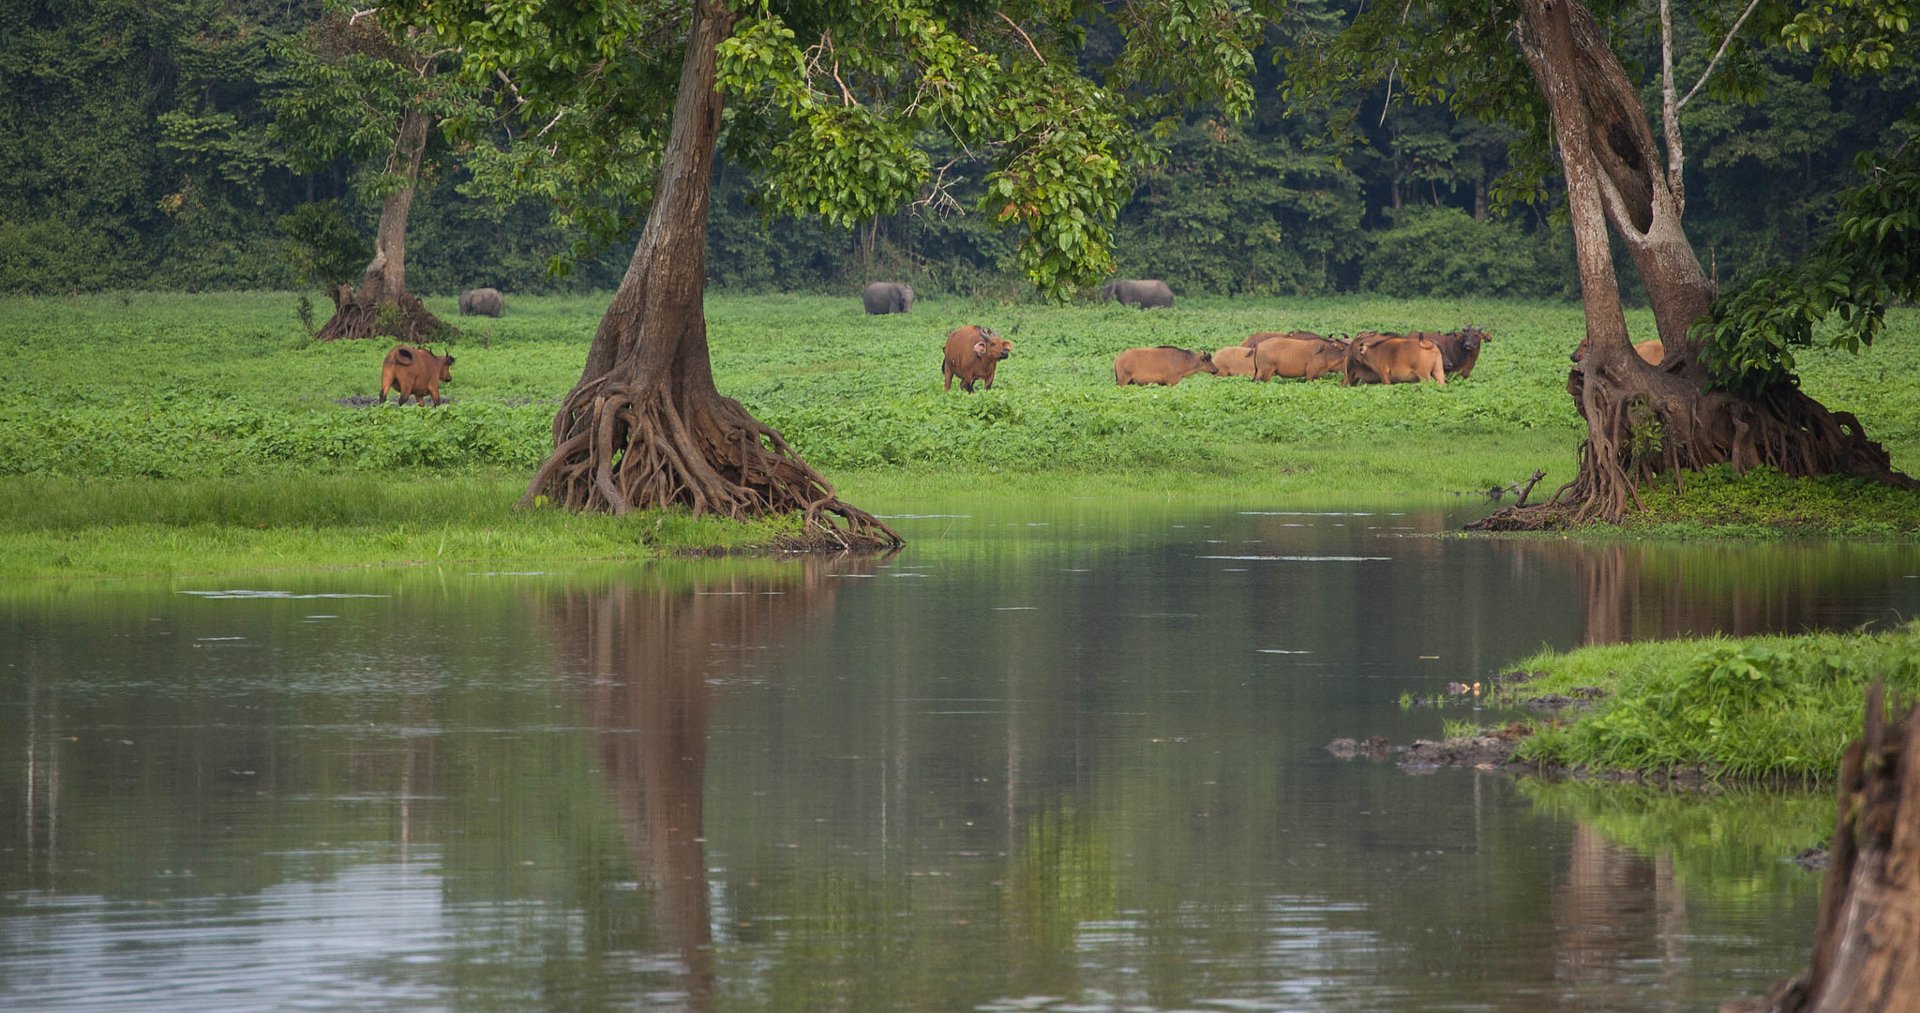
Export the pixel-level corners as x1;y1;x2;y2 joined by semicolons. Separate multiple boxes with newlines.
1326;724;1718;788
1328;723;1537;774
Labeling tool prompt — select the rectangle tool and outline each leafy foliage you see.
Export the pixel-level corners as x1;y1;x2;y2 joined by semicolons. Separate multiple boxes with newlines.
1696;132;1920;396
1360;206;1576;299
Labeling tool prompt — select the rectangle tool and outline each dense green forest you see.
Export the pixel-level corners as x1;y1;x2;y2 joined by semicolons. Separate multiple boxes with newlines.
2;0;1914;300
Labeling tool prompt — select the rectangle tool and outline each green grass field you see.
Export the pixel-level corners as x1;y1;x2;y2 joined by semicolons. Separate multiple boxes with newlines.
3;290;1918;577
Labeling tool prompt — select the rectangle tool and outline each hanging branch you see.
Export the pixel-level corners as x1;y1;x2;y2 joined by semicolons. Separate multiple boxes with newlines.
1679;0;1764;109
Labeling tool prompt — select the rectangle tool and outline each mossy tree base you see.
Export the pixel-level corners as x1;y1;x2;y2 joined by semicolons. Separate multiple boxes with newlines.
521;379;900;550
314;283;450;343
1470;368;1912;533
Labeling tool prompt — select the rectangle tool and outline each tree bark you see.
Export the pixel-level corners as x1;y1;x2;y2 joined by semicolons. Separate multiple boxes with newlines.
521;0;900;548
315;105;450;342
1728;685;1920;1012
1470;0;1908;531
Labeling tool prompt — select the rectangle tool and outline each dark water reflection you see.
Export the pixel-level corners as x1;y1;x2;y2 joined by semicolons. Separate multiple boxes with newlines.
5;506;1919;1010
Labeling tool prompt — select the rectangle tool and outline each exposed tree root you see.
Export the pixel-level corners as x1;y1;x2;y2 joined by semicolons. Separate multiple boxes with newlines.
1471;364;1912;533
521;379;902;549
315;283;452;343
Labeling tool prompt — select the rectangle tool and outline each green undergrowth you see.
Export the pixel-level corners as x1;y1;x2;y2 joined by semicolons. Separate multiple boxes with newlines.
0;474;801;580
3;291;1919;575
1608;465;1920;539
1498;622;1920;781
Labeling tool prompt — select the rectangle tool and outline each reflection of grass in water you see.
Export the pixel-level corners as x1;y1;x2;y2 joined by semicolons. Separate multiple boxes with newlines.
1507;623;1920;780
1520;780;1829;901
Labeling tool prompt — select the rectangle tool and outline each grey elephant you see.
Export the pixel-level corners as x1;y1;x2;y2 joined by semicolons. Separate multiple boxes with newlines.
458;287;505;317
1100;278;1174;309
862;281;915;314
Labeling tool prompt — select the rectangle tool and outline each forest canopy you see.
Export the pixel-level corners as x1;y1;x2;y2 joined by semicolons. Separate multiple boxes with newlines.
0;0;1913;300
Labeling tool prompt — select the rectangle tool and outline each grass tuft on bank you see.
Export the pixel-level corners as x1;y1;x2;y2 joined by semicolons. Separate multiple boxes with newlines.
0;474;800;580
1501;622;1920;781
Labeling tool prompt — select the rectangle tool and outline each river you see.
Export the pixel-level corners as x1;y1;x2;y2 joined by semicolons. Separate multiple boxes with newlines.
5;502;1918;1010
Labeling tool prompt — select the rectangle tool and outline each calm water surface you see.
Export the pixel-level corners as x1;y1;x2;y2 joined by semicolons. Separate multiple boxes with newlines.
6;502;1920;1011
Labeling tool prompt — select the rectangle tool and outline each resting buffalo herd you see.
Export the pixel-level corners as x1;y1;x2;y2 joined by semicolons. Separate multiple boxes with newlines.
937;323;1490;392
913;278;1489;393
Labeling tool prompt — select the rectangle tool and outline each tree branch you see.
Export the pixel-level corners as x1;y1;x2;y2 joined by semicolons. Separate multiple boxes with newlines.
1679;0;1763;110
997;12;1046;66
1659;0;1685;206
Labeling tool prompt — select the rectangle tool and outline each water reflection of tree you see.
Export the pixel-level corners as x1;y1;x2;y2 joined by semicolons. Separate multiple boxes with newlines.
1524;780;1826;1000
554;561;846;1009
1499;540;1920;645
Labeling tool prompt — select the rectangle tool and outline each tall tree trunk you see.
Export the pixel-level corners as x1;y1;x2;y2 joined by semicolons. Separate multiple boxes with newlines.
1729;685;1920;1012
1471;0;1907;531
522;0;899;548
316;105;450;342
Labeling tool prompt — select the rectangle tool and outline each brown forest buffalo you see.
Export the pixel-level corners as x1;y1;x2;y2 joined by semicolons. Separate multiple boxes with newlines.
1113;346;1218;386
1254;335;1348;381
1634;339;1665;365
1212;346;1257;377
942;325;1013;392
378;345;456;405
1241;330;1325;350
1341;331;1397;385
1407;326;1489;379
1347;335;1445;385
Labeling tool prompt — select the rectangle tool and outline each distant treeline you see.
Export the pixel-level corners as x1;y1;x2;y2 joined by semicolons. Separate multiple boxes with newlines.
3;2;1914;301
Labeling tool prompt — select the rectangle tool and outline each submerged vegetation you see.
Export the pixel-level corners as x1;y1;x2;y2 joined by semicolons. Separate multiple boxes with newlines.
2;292;1918;576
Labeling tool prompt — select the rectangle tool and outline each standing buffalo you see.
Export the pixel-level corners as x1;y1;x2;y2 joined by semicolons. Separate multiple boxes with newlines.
1100;279;1175;309
1346;335;1445;385
1114;346;1218;386
942;325;1014;392
862;282;915;315
1254;335;1348;382
378;345;456;406
458;287;504;317
1211;346;1258;377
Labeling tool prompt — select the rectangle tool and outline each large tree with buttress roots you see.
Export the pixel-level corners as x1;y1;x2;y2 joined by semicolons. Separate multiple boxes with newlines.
383;0;1268;547
275;7;475;342
1290;0;1918;529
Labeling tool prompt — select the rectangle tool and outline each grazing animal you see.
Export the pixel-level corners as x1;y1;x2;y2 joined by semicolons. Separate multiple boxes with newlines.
378;345;456;406
1347;335;1446;386
458;287;504;317
1634;339;1665;365
1100;278;1175;309
1113;346;1218;386
942;325;1014;392
862;281;915;315
1403;326;1489;380
1254;335;1349;382
1241;330;1325;350
1212;346;1258;377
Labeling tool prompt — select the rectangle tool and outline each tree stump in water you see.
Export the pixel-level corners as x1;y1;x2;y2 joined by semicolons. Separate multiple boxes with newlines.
1728;683;1920;1012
